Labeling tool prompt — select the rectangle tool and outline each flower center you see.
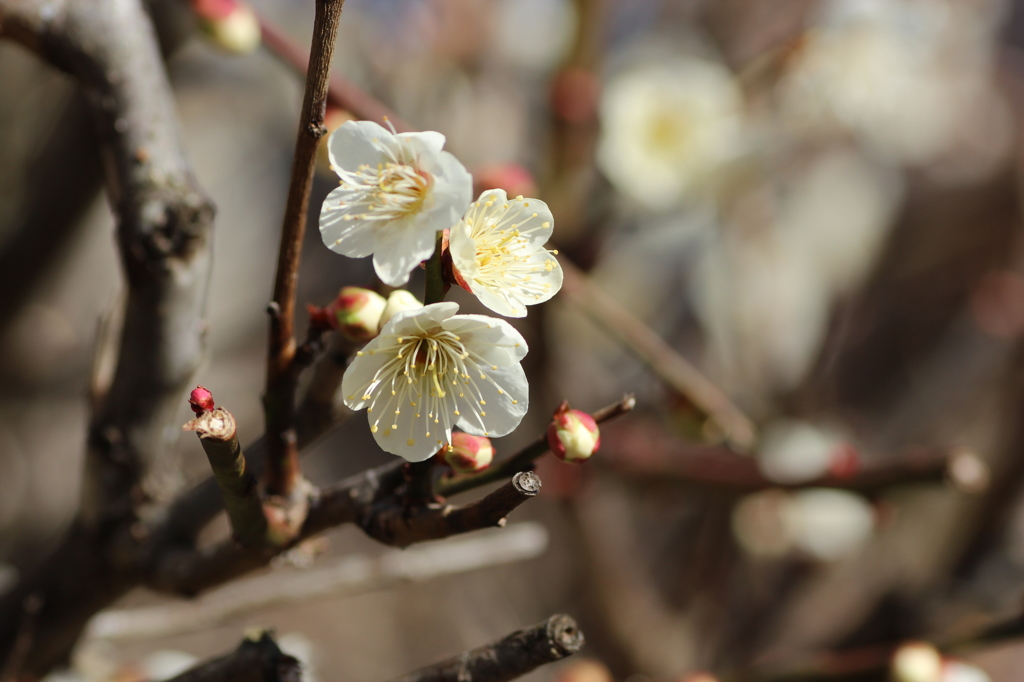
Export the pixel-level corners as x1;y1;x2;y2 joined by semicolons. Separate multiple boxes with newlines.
462;197;557;301
348;327;519;449
337;162;431;223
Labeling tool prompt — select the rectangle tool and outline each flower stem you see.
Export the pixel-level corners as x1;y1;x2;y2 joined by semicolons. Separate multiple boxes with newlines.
423;231;449;305
263;0;346;499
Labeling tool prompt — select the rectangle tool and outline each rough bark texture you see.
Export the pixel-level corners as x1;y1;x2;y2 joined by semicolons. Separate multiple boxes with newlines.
0;0;213;673
389;615;585;682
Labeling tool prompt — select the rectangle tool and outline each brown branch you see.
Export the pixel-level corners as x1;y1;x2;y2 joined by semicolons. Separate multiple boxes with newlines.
560;260;756;451
258;15;412;131
0;0;214;673
148;469;540;595
388;614;585;682
184;409;267;547
156;334;356;546
263;0;346;499
437;395;636;497
164;631;300;682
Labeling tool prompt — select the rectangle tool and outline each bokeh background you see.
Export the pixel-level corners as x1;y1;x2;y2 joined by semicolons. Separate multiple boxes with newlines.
3;0;1024;679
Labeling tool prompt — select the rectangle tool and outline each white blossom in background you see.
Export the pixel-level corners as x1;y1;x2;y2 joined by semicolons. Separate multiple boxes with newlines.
343;302;528;460
449;189;562;317
779;0;1009;168
597;57;745;210
758;420;846;484
320;120;472;286
941;661;992;682
733;488;875;561
782;489;874;561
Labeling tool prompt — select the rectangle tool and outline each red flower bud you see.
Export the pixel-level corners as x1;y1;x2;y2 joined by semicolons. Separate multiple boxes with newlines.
547;402;600;463
442;432;494;474
188;385;215;414
191;0;260;54
325;286;387;341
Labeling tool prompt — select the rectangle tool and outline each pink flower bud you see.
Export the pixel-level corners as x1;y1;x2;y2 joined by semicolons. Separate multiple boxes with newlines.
192;0;261;55
327;286;387;341
442;432;494;474
473;163;538;199
547;402;600;463
188;385;215;415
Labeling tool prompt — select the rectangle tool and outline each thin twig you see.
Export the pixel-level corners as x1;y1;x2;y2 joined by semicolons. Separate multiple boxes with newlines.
560;260;756;451
150;470;542;595
184;409;267;546
263;0;346;498
388;614;585;682
437;395;636;497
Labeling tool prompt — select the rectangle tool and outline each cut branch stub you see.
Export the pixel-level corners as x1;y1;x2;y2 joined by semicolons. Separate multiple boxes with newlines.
388;614;585;682
185;408;267;547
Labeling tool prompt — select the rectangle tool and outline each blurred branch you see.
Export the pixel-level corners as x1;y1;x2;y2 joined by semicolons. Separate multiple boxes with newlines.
388;615;585;682
258;15;412;131
0;0;214;673
0;92;100;333
263;0;345;500
740;605;1024;682
164;631;300;682
438;394;636;497
184;408;267;547
602;430;986;496
560;261;756;451
89;523;548;641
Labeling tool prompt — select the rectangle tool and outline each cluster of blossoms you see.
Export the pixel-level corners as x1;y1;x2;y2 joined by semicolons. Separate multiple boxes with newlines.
319;120;582;463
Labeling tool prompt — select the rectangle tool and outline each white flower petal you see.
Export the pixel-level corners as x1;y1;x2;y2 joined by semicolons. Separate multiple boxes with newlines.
371;216;437;286
341;303;529;460
449;190;562;317
386;301;459;335
320;121;473;286
421;150;474;227
395;130;446;166
448;221;479;279
341;336;393;411
327;120;392;171
320;186;377;258
443;314;529;364
455;362;528;437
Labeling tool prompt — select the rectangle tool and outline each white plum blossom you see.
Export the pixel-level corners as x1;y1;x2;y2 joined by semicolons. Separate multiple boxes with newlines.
597;57;745;210
449;189;562;318
342;302;529;461
319;120;473;286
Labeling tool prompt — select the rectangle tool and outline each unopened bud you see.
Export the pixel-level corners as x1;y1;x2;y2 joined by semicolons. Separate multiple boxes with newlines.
192;0;261;55
892;642;942;682
326;287;386;341
379;290;423;330
473;163;538;199
442;432;494;474
547;402;600;463
188;385;215;415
